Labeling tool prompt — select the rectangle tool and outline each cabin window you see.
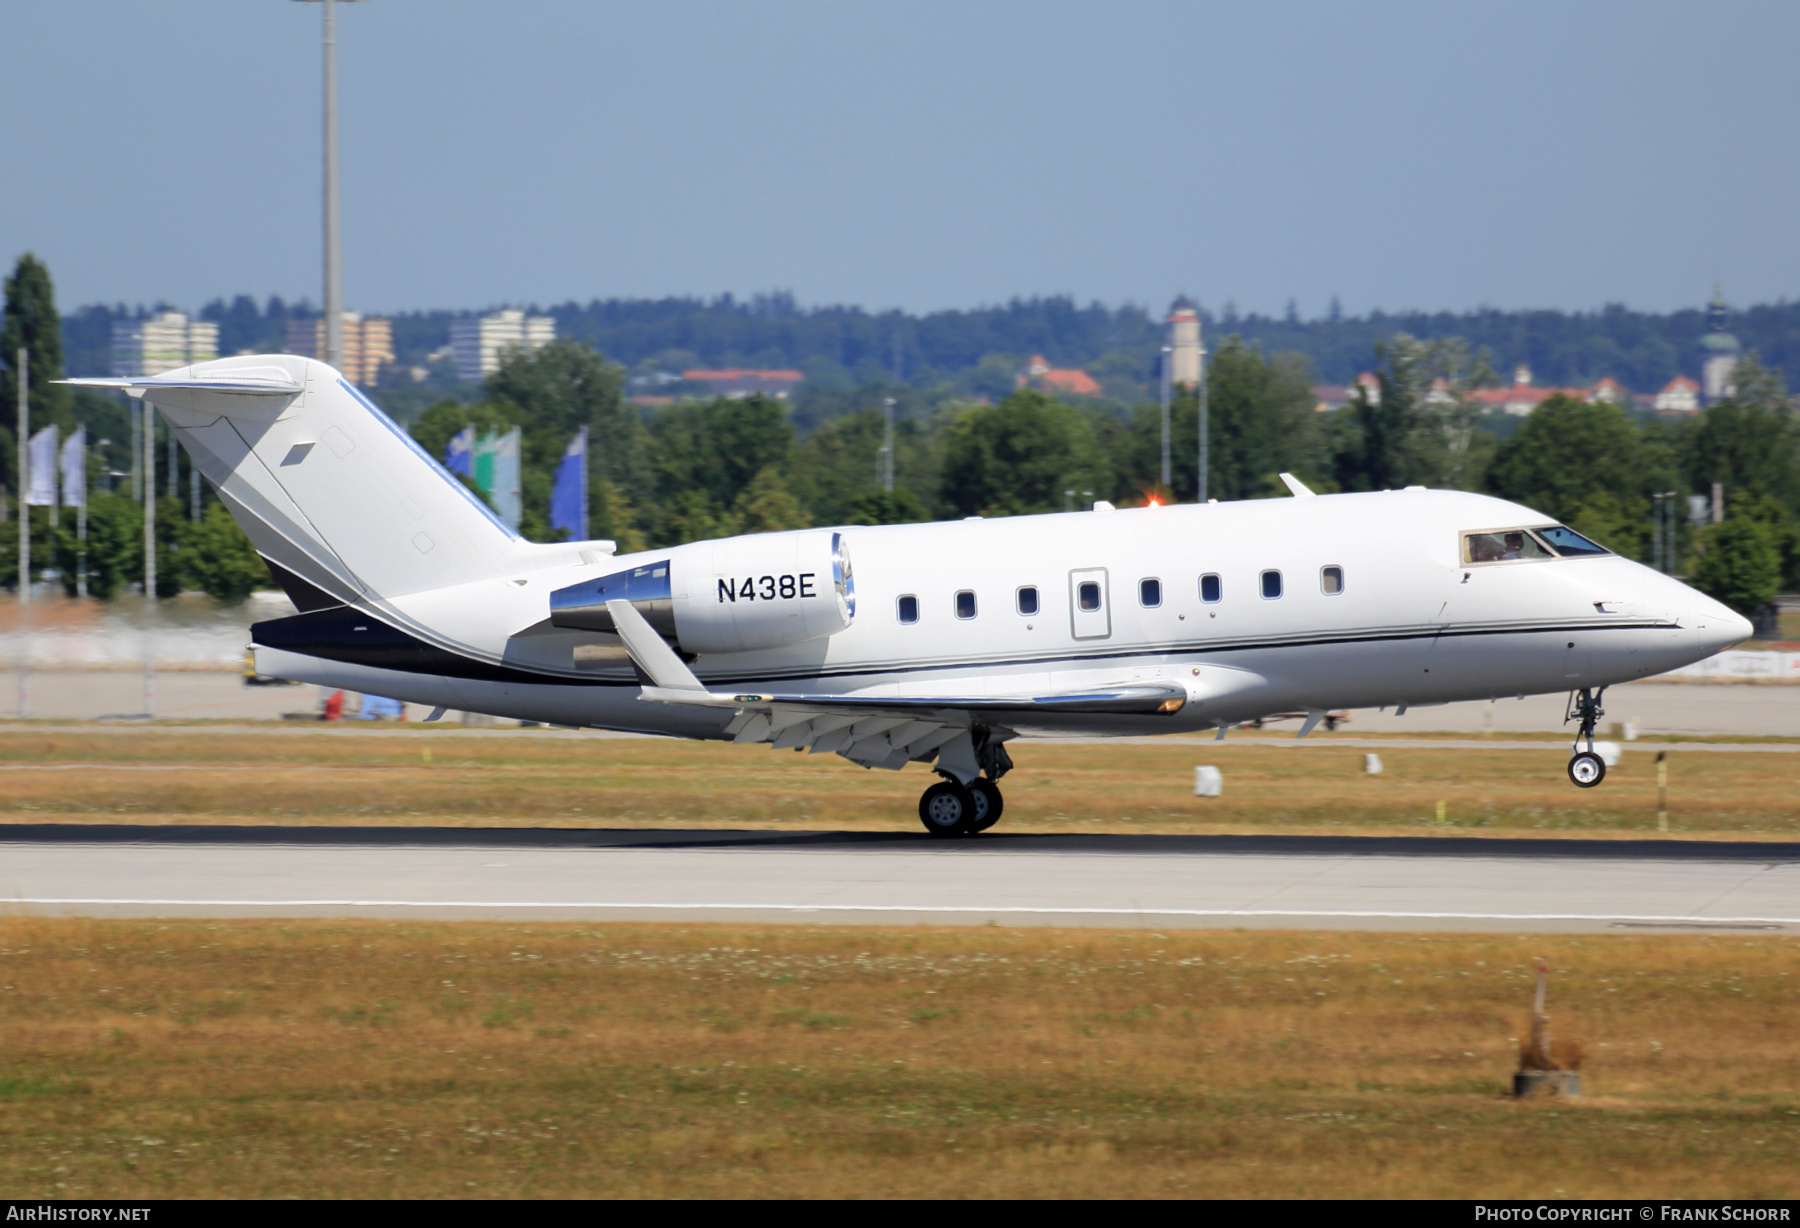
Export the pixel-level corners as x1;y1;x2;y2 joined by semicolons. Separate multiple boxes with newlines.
1016;586;1039;616
955;590;978;619
1139;578;1162;608
1536;525;1610;557
1260;570;1283;599
1462;528;1556;565
1321;565;1344;595
1077;581;1102;612
1200;573;1222;604
897;594;919;624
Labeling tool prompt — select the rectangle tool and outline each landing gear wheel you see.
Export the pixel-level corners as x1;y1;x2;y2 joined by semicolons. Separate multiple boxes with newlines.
1568;751;1606;789
919;780;978;837
970;779;1004;832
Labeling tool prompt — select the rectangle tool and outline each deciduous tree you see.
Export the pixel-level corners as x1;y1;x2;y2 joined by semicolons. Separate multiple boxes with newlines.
938;390;1103;517
1692;516;1782;615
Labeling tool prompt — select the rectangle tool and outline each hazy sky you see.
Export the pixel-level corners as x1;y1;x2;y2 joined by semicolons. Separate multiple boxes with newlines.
4;1;1796;318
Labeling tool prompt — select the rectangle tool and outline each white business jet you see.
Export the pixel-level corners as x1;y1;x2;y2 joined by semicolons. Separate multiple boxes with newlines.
68;356;1750;836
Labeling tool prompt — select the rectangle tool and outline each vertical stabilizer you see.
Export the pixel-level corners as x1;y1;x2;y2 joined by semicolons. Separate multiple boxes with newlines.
69;355;521;605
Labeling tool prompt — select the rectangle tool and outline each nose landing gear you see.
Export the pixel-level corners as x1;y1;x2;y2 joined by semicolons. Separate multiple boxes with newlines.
1565;686;1608;789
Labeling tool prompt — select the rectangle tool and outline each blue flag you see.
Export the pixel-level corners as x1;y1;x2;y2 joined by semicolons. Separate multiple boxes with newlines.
550;426;587;541
444;425;474;477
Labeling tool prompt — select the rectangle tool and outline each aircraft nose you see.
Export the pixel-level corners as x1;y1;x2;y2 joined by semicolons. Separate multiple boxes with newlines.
1692;599;1753;651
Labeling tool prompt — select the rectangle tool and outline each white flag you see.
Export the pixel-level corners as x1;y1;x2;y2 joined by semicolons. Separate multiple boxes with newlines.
24;426;57;507
60;426;85;509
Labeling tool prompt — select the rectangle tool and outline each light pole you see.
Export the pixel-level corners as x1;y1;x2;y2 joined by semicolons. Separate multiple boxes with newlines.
298;0;364;371
1660;490;1680;574
1196;337;1210;503
879;397;895;493
1651;493;1664;573
1159;345;1172;492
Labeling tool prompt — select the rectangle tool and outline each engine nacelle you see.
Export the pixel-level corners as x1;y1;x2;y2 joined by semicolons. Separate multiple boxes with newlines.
549;529;855;656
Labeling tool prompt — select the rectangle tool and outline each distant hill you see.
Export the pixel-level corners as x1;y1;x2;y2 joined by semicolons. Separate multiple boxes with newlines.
63;293;1799;399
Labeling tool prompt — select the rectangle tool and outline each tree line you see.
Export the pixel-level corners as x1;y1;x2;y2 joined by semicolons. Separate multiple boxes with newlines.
58;291;1800;408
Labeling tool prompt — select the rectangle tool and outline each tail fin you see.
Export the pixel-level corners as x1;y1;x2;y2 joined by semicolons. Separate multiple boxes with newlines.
68;355;527;605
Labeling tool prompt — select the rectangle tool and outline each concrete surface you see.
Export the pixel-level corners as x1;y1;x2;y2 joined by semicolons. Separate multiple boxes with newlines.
1;826;1794;933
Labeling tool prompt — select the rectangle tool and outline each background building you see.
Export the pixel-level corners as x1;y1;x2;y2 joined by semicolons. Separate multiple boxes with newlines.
1165;295;1203;388
680;369;805;400
109;311;218;377
1698;289;1741;404
284;312;394;385
1016;355;1100;397
1653;375;1701;414
450;309;555;381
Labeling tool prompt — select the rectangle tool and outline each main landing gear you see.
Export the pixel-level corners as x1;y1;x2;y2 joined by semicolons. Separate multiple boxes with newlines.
1565;686;1608;788
918;777;1003;837
917;732;1011;837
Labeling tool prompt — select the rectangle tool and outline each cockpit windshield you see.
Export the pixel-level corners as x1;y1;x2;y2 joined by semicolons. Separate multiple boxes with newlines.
1534;525;1609;556
1463;529;1555;564
1461;525;1611;565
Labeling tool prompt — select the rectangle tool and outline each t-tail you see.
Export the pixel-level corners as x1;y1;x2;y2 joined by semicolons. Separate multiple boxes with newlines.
63;355;596;613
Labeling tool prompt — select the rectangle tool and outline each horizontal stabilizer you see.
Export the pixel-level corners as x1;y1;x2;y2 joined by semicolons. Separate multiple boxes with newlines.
60;372;303;397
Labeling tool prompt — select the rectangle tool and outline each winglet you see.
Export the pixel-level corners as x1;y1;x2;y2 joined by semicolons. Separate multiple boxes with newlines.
607;599;706;692
1279;473;1316;498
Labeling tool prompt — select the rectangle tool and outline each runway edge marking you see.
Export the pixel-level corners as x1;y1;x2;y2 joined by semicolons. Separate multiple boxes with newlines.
2;898;1795;925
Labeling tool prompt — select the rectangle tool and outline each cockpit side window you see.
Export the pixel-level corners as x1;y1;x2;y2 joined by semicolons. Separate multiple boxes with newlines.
1535;525;1610;557
1462;528;1556;565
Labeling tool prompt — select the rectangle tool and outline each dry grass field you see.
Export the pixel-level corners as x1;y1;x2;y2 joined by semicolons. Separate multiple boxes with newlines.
0;919;1793;1199
0;726;1793;839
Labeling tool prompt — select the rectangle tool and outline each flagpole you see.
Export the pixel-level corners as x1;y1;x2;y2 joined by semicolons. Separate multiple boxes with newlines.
76;432;87;601
15;347;27;720
71;426;87;600
16;348;28;608
143;399;156;719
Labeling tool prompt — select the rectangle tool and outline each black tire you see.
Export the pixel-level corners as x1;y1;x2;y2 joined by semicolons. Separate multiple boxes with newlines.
1568;751;1606;789
919;780;977;837
969;779;1004;832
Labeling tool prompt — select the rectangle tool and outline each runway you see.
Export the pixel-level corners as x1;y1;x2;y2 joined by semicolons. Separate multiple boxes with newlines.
2;826;1795;933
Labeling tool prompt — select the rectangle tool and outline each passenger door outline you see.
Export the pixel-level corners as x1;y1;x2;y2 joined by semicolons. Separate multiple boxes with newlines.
1068;567;1111;640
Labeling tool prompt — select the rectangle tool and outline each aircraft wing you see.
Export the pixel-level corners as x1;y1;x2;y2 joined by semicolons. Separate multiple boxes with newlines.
638;683;1188;715
605;598;1185;772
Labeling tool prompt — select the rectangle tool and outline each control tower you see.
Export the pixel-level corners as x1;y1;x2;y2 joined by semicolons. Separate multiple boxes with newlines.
1698;287;1741;405
1166;296;1203;389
